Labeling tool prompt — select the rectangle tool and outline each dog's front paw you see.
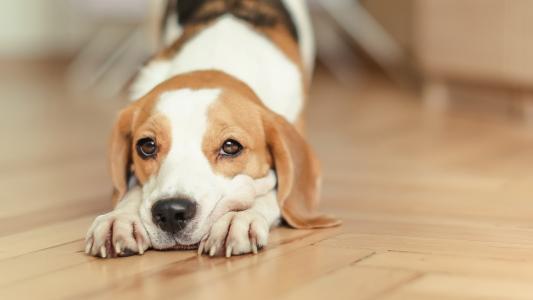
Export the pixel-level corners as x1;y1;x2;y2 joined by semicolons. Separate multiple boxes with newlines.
85;211;151;258
198;210;269;257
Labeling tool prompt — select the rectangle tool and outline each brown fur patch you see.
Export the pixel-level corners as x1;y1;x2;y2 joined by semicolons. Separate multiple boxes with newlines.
130;114;172;184
261;108;341;228
109;87;173;206
203;89;271;179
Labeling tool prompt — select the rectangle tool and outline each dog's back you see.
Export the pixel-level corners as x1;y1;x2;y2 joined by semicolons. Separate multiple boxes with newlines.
161;0;315;74
131;0;315;124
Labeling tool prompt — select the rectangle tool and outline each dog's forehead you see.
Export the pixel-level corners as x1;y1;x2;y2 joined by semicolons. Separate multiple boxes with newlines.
154;88;222;133
150;88;224;190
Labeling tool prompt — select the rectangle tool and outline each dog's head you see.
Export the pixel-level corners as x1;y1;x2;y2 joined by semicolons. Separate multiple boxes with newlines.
109;70;338;249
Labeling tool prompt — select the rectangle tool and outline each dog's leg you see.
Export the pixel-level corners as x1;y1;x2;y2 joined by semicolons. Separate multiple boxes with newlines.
198;189;281;257
85;186;151;258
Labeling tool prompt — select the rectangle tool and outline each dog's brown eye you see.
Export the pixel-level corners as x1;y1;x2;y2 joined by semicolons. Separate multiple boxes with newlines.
136;138;157;159
220;139;243;157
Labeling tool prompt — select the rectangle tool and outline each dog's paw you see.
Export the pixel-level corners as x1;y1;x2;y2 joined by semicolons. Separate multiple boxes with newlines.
85;211;151;258
198;210;269;257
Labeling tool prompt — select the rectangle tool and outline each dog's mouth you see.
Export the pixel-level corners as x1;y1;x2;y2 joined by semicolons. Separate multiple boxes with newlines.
169;232;201;250
171;243;199;250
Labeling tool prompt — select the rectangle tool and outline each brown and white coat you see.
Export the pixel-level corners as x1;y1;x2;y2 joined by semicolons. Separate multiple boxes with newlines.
85;0;340;259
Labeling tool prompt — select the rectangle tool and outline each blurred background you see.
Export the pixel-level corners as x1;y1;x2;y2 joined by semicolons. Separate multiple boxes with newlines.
4;0;533;226
5;1;533;298
5;0;533;235
4;0;533;113
4;0;533;102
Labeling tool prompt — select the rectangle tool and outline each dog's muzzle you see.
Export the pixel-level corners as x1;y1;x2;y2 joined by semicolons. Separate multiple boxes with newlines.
151;198;197;233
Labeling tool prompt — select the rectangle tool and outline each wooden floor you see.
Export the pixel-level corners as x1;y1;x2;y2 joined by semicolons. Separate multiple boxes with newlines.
3;62;533;300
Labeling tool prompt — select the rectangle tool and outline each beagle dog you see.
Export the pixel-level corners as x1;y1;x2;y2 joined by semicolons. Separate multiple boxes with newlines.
85;0;340;259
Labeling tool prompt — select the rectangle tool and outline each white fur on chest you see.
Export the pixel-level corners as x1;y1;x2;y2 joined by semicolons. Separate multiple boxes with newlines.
131;15;303;123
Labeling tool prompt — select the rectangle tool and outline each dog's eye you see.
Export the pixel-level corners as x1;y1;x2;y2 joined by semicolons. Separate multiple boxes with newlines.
136;138;158;159
220;139;243;157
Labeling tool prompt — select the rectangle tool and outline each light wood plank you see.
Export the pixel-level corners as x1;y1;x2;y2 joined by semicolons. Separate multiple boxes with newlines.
0;227;341;300
383;274;533;300
3;62;533;299
359;251;533;279
318;233;533;260
0;217;93;260
279;265;418;300
158;246;374;300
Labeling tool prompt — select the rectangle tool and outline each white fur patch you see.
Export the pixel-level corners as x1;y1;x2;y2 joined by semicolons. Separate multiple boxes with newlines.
282;0;316;74
170;15;303;122
129;60;173;100
139;88;235;248
129;15;303;123
153;88;223;202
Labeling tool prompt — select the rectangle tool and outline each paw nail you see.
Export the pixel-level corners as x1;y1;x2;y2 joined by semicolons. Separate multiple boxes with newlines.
100;246;107;258
115;242;121;255
197;240;205;256
85;241;92;254
137;240;144;255
225;246;233;258
252;238;258;254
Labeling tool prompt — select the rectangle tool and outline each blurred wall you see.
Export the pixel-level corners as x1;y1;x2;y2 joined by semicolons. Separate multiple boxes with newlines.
0;0;149;59
361;0;414;55
415;0;533;88
362;0;533;91
0;0;90;58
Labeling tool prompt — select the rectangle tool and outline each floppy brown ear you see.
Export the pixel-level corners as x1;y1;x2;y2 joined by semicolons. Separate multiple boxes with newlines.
109;106;136;206
264;113;341;229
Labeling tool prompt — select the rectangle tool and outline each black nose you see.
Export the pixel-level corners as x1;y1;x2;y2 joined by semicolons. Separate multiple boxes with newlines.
151;198;196;233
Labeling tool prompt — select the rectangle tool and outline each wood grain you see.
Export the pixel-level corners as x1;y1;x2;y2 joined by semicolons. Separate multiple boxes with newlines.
2;63;533;299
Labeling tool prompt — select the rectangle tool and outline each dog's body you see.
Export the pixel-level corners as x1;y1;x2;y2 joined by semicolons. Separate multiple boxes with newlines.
131;0;314;124
86;0;339;259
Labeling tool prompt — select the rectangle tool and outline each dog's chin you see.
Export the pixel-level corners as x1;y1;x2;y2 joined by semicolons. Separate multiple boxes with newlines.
146;224;205;250
150;233;201;250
